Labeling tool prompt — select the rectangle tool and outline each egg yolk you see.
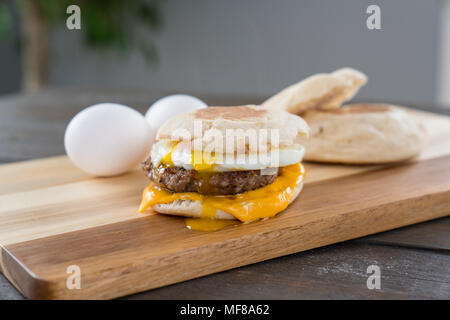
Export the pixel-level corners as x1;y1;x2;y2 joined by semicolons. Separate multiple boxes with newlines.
161;142;219;172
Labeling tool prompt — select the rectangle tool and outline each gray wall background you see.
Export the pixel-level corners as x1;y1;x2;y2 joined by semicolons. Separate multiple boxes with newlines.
1;0;444;106
0;34;20;95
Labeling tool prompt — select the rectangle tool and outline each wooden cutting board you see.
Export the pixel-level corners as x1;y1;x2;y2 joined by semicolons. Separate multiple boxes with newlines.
0;108;449;299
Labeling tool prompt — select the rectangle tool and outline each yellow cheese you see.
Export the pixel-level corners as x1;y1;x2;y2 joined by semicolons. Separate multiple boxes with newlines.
184;218;239;231
138;163;305;223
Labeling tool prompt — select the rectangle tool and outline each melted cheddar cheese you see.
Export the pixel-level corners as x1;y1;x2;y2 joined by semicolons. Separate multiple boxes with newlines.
138;163;305;225
184;218;239;231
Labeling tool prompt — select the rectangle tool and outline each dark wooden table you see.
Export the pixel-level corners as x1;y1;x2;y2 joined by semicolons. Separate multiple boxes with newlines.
1;89;449;300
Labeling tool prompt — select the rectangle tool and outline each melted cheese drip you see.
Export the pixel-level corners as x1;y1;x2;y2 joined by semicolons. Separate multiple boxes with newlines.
139;163;305;227
184;204;239;231
184;218;239;231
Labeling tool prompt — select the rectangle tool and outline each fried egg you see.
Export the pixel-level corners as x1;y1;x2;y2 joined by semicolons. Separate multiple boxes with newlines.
150;139;305;172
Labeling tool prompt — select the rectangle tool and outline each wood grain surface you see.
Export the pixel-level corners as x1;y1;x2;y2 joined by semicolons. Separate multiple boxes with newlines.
125;242;450;300
0;91;449;300
0;106;449;299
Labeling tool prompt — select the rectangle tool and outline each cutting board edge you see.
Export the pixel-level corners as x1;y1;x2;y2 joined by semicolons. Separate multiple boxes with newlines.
2;189;449;300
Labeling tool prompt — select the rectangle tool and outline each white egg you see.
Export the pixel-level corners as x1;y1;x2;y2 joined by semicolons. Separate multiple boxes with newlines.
64;103;154;176
145;94;207;131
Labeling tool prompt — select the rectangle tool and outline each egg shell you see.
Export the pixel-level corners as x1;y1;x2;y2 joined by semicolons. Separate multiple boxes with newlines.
65;103;154;176
145;94;207;131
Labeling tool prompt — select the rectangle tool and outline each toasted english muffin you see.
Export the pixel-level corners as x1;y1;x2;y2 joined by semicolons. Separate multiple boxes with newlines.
262;68;367;114
156;105;310;152
152;182;304;220
300;104;426;164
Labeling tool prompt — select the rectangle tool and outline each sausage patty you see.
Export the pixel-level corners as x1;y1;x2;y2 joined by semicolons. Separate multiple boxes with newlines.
142;158;278;195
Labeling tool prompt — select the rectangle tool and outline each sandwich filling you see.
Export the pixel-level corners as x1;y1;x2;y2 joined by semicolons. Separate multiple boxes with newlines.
138;142;305;226
142;159;279;195
139;162;304;222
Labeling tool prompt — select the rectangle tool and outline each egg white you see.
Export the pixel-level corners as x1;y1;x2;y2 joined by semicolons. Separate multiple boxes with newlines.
151;140;305;172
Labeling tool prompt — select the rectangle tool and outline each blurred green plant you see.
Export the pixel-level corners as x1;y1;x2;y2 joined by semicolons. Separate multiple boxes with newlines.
0;0;165;92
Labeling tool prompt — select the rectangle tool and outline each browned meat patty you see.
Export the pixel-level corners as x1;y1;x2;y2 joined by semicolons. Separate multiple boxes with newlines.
142;158;278;195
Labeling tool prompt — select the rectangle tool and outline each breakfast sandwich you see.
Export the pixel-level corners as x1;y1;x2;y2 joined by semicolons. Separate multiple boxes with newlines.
138;105;309;230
